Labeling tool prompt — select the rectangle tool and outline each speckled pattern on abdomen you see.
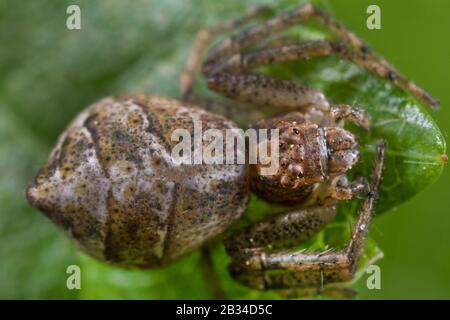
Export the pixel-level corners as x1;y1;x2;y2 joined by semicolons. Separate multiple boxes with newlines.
26;94;249;268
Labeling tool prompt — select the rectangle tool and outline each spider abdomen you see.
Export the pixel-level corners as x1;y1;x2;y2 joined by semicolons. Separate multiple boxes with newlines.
26;94;249;267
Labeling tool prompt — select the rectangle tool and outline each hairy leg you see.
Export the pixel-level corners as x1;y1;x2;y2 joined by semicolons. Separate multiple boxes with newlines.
209;40;438;108
226;142;385;291
226;206;337;256
204;3;369;68
207;72;330;112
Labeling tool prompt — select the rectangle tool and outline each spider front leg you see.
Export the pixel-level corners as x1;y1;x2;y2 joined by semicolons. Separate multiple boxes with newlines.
204;3;438;108
226;142;385;293
225;205;339;291
206;72;371;130
209;39;438;108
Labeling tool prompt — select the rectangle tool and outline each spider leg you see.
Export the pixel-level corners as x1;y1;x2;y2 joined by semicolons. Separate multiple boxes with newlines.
179;5;271;100
207;72;331;112
207;72;368;127
209;40;438;108
226;206;337;257
226;142;385;291
203;3;438;108
204;3;368;68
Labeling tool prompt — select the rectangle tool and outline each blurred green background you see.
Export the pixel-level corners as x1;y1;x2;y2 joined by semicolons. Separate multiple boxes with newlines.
0;0;448;299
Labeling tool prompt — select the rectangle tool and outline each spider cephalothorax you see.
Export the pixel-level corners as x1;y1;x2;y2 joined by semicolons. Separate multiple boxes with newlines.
249;112;360;205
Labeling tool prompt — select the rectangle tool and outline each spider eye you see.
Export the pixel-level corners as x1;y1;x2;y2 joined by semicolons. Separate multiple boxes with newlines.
293;128;299;134
288;163;304;178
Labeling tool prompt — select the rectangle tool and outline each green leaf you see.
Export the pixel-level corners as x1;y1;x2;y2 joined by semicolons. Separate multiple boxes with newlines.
266;56;446;213
0;0;445;299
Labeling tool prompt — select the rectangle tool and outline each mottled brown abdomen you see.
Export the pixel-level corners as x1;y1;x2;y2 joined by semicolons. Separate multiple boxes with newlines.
26;94;249;268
